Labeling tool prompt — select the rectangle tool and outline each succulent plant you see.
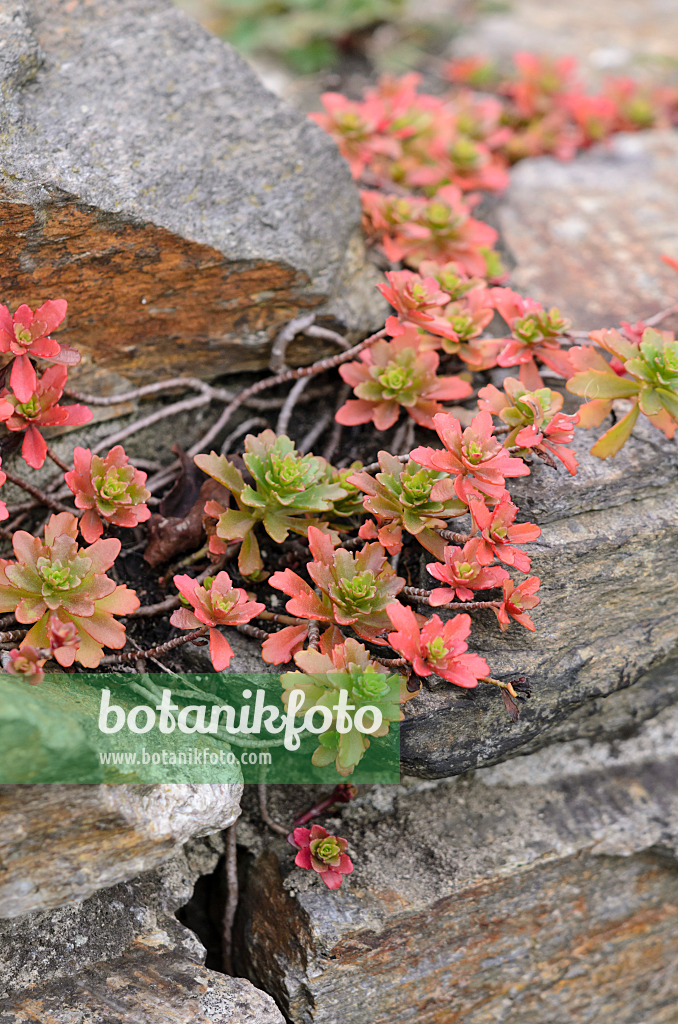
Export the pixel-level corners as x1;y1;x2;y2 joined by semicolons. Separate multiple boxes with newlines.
281;635;409;776
5;645;45;685
336;329;472;431
386;602;489;687
0;299;79;403
478;377;579;474
171;571;265;672
349;451;466;558
393;185;499;275
0;513;139;667
426;537;509;604
567;327;678;457
289;824;353;889
469;495;541;572
377;269;451;330
494;576;541;632
411;410;530;503
0;364;92;469
492;288;573;389
65;446;151;543
269;525;405;646
323;462;367;522
196;430;347;575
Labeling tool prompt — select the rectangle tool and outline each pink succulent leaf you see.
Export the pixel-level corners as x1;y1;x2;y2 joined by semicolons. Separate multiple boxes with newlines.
208;627;234;672
10;355;38;404
261;624;309;665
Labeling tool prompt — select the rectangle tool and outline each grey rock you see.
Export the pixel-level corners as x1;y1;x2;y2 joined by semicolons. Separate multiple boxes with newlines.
0;833;284;1021
0;945;284;1023
0;841;210;999
494;131;678;330
237;704;678;1023
451;0;678;85
401;414;678;777
0;0;40;96
0;0;384;385
0;783;242;917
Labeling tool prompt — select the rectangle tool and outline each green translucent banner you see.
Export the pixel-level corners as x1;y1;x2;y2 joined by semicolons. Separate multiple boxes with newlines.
0;670;400;784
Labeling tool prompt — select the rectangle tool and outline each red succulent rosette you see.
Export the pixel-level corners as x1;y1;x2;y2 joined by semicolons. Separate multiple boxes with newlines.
289;825;353;890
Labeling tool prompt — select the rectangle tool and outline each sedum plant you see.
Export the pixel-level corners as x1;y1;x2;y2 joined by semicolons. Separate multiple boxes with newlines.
469;494;541;572
478;377;579;474
349;451;466;558
426;537;509;604
567;327;678;457
6;645;46;685
65;446;151;543
495;576;541;632
336;329;472;430
411;410;530;503
371;185;498;275
171;571;265;672
269;525;405;647
491;288;573;389
377;269;453;337
196;430;347;575
0;300;79;403
281;636;409;776
289;825;353;889
386;603;489;688
0;512;138;667
0;364;92;469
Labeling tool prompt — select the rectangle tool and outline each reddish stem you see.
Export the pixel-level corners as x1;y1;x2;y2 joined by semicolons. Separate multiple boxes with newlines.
292;784;358;829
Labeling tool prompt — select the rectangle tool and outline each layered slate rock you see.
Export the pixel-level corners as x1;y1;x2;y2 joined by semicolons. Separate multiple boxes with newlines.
401;415;678;777
0;841;283;1023
0;840;211;998
237;705;678;1024
0;0;383;385
0;947;283;1023
0;783;242;918
494;131;678;329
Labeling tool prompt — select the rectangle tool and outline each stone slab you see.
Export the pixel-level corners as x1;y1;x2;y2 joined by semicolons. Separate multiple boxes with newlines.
0;837;283;1022
236;703;678;1023
0;840;211;999
495;131;678;331
0;944;284;1023
0;783;242;918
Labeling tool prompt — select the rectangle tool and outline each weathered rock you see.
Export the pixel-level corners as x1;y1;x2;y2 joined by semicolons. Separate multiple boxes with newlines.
400;414;678;777
0;0;383;386
0;837;283;1022
236;704;678;1023
451;0;678;84
0;943;283;1023
494;131;678;330
0;839;212;998
0;783;242;918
